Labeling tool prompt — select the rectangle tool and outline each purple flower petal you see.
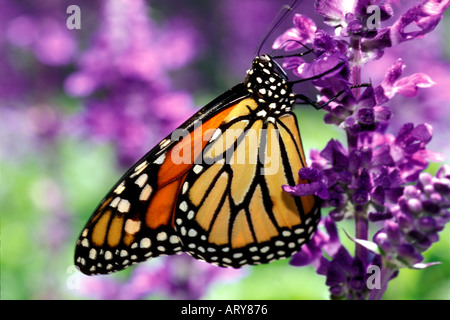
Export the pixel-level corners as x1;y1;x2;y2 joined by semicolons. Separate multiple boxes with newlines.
273;14;316;50
356;107;375;125
296;53;346;80
281;56;305;71
373;106;392;121
315;0;357;22
393;73;436;98
298;167;323;181
397;243;424;265
290;229;327;267
411;123;433;143
436;164;450;179
363;0;450;51
289;241;321;266
385;220;402;244
320;139;349;168
347;19;363;34
322;217;341;256
377;61;435;99
371;186;386;206
282;181;329;199
390;0;450;45
313;30;347;54
373;230;394;252
325;246;353;286
353;189;370;204
382;59;404;87
292;14;317;41
357;86;377;108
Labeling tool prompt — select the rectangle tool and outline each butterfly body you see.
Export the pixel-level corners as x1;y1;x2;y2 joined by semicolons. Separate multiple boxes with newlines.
75;54;320;275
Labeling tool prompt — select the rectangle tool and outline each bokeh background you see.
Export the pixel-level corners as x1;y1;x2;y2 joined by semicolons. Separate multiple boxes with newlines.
1;0;449;300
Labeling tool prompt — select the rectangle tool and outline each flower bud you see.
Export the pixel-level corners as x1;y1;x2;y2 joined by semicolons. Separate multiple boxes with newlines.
422;200;440;214
385;221;402;244
397;211;414;230
353;189;370;204
419;172;433;187
429;192;443;203
374;231;394;252
356;107;375;125
404;185;420;199
397;243;423;266
407;198;422;214
418;216;437;232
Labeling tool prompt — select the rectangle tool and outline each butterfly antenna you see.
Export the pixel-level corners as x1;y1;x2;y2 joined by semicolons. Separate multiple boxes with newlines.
255;0;301;57
271;39;313;59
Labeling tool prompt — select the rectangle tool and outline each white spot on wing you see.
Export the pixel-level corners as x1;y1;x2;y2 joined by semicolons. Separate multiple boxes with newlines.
139;184;152;201
117;199;131;213
159;139;171;149
114;181;126;194
256;110;267;117
134;161;148;172
124;219;141;234
110;196;121;208
156;232;168;241
104;251;112;260
140;238;151;248
179;201;188;212
193;165;203;174
210;129;222;142
135;174;148;188
88;248;97;260
154;153;166;165
182;182;189;194
169;235;180;244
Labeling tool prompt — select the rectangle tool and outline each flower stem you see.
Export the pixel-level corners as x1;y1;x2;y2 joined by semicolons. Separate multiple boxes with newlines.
354;206;369;263
349;35;370;279
350;36;362;99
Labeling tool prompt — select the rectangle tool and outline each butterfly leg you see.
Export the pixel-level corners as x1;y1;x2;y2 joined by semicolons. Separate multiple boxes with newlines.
294;83;371;110
271;47;313;59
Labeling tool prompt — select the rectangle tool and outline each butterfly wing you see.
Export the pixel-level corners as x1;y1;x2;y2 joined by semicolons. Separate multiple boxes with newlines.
74;85;250;275
175;97;321;267
75;55;321;275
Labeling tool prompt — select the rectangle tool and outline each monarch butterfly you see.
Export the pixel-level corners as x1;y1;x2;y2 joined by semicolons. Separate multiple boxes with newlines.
75;9;325;276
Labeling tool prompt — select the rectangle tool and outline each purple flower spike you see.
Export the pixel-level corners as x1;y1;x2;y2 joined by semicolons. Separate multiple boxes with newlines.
275;0;449;300
392;73;436;98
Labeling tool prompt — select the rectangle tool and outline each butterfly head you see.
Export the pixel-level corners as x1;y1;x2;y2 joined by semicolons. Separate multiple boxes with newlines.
245;54;296;111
